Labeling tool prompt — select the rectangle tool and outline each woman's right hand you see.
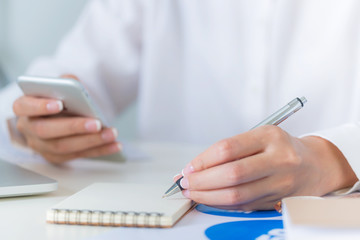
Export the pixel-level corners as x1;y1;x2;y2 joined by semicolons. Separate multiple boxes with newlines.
12;95;121;164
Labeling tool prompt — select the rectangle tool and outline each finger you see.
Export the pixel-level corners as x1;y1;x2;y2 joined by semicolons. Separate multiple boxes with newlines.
211;184;299;211
24;117;102;139
183;176;275;207
42;142;122;164
211;197;278;211
13;96;63;117
185;152;272;190
186;129;266;174
28;128;118;155
173;174;182;182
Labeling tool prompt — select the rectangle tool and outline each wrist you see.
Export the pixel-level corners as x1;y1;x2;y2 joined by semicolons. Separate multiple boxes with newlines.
300;136;358;193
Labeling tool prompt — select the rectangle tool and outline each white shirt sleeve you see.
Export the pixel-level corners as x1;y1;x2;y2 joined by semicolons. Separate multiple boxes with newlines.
26;0;143;121
303;123;360;194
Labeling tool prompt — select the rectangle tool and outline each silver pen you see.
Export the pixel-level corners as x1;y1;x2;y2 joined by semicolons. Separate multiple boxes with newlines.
162;96;307;198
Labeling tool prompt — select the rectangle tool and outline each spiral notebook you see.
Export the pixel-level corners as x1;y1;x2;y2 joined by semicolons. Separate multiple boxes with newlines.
46;183;194;228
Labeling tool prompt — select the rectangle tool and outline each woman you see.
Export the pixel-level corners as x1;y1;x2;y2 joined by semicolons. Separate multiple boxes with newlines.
2;0;359;210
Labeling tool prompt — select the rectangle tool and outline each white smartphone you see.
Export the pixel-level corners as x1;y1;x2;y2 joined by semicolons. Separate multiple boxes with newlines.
16;75;124;161
17;75;108;126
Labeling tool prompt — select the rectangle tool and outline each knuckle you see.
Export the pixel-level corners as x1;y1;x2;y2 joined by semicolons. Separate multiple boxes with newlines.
32;122;47;138
226;165;244;184
261;125;285;141
48;140;68;154
216;139;233;161
226;189;243;205
281;148;302;168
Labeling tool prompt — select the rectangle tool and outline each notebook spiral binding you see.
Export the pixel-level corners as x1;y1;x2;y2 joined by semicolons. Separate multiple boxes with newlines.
50;209;164;227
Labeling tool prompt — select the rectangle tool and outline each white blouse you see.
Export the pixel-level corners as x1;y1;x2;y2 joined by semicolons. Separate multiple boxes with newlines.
1;0;360;191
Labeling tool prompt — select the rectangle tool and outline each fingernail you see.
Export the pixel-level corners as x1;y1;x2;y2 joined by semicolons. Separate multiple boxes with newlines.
182;190;190;198
85;119;101;132
183;163;194;176
46;100;63;112
112;128;118;139
180;177;189;189
117;143;123;151
109;143;122;153
101;128;117;141
173;174;182;181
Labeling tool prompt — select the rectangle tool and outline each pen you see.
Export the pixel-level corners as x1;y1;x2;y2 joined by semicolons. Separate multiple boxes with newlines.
162;96;307;198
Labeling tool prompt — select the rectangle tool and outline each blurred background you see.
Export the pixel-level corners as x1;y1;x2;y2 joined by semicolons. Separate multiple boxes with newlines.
0;0;88;87
0;0;136;139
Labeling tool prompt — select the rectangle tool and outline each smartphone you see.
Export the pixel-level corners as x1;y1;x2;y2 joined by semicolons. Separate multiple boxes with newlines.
16;75;125;161
17;75;108;126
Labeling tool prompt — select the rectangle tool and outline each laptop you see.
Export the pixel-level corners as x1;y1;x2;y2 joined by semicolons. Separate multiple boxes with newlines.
0;117;58;198
0;159;57;198
0;68;57;197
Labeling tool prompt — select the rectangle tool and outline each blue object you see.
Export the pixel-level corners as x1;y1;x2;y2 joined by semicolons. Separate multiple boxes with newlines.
196;204;282;218
205;220;284;240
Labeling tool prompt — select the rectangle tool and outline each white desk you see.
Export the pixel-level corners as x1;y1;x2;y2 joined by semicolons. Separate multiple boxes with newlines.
0;134;208;240
0;123;286;240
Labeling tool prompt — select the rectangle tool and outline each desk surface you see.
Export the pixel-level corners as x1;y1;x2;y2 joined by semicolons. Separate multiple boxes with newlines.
0;124;286;240
0;134;208;240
